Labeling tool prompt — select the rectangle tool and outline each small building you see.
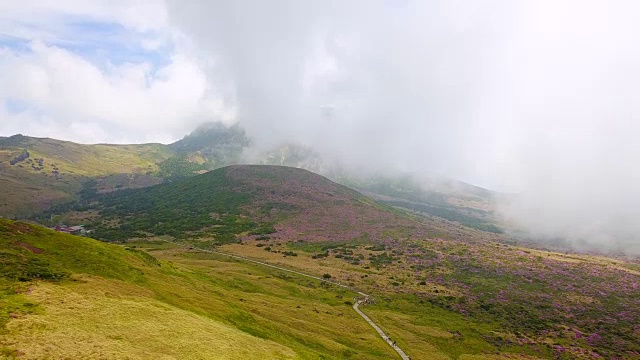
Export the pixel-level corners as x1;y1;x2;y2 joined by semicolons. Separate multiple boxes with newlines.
53;225;86;235
68;226;86;235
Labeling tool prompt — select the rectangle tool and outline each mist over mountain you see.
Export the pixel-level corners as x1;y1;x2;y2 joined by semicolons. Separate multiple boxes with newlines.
3;1;640;254
178;122;640;255
4;3;640;359
171;122;249;155
162;1;640;255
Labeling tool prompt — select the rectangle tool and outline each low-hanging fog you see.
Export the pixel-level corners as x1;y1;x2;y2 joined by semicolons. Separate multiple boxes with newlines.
166;0;640;254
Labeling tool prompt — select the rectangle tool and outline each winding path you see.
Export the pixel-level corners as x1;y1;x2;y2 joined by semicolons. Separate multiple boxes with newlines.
161;240;409;359
353;300;410;360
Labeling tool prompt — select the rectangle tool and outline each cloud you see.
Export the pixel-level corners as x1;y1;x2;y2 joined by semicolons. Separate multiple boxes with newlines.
0;40;232;143
0;0;168;37
0;1;233;144
164;0;640;253
165;1;513;175
2;1;640;252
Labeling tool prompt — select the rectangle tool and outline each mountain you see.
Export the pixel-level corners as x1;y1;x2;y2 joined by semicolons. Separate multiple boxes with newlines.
0;124;250;218
27;166;640;358
0;134;172;218
257;142;329;175
40;165;430;244
257;143;504;233
159;122;250;179
337;173;502;233
1;124;502;237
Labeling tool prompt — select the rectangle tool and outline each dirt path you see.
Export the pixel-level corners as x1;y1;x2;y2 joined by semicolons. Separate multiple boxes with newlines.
161;240;409;359
353;300;410;360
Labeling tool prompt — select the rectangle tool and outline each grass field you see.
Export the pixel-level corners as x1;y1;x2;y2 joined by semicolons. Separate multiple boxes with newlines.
0;220;400;359
5;277;296;360
0;136;174;218
218;235;640;359
218;240;548;359
2;210;639;359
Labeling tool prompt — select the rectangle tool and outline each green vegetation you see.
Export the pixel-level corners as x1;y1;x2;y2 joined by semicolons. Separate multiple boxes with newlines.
156;155;208;178
227;232;640;359
93;174;254;241
363;295;549;359
5;139;638;359
368;252;396;268
42;167;272;243
0;135;173;218
39;165;416;249
8;149;29;165
0;219;148;336
0;219;402;359
0;123;251;218
383;200;503;233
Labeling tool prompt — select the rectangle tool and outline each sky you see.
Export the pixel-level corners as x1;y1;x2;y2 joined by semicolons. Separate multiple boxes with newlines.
1;0;640;252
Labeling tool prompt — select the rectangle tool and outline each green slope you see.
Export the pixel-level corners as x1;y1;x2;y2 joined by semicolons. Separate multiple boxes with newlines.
2;127;503;237
82;165;258;241
258;143;504;233
41;165;418;245
0;135;174;218
0;219;402;359
0;124;251;218
49;165;637;359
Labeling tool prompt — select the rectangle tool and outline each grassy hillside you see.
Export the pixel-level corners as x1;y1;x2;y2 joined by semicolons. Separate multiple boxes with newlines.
0;135;174;218
0;219;405;359
0;125;250;218
45;165;426;244
1;129;503;238
36;164;640;358
258;143;503;233
339;174;502;233
222;234;640;359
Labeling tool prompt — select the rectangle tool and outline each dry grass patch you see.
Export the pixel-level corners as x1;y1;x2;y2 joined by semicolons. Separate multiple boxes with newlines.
2;277;296;360
221;243;366;283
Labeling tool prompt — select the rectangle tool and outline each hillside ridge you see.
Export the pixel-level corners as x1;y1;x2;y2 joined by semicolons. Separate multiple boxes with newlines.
2;129;500;236
42;164;427;245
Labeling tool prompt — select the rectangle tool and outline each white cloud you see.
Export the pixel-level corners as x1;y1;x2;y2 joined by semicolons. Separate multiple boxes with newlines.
0;1;232;144
2;0;640;252
163;0;640;252
0;41;232;143
0;0;168;35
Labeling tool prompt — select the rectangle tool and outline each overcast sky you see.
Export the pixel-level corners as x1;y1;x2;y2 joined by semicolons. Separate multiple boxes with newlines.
2;1;640;252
